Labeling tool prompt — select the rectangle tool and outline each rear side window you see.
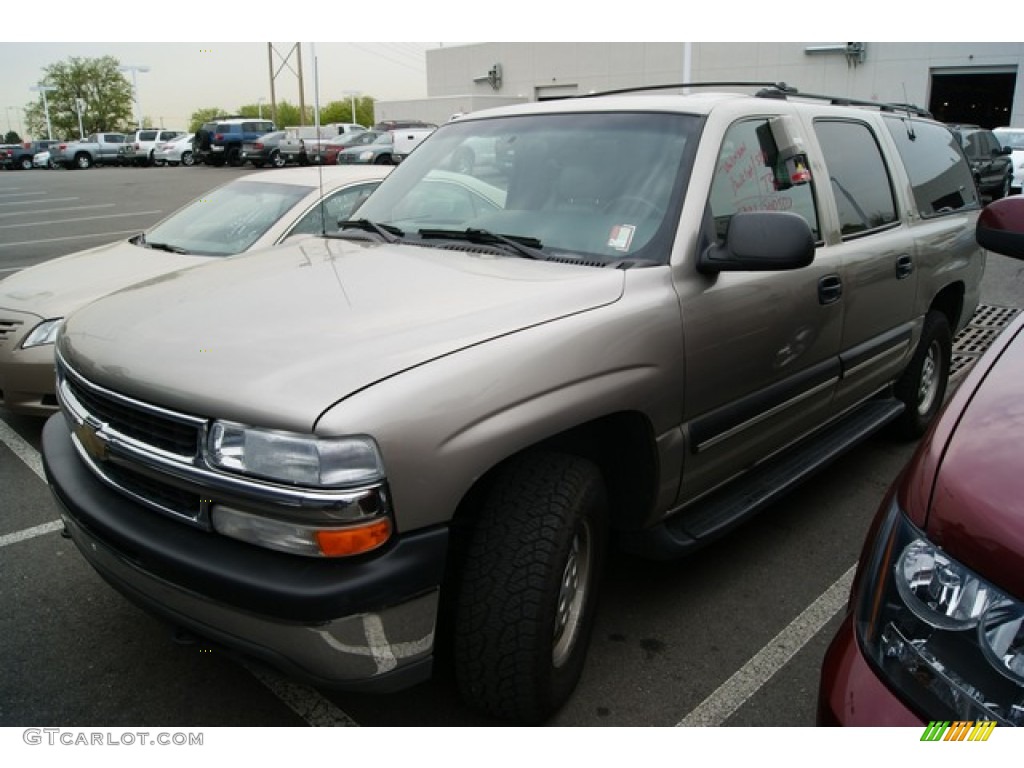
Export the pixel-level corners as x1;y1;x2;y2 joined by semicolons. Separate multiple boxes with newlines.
883;117;978;217
814;120;898;238
139;130;158;141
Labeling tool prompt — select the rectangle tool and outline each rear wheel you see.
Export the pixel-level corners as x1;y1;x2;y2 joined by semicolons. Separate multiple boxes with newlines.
454;452;608;723
19;157;32;170
226;146;242;167
74;153;92;170
180;151;194;167
891;310;952;438
271;151;286;169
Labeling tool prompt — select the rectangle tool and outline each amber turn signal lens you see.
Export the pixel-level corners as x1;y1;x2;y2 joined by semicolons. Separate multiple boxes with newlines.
316;518;393;557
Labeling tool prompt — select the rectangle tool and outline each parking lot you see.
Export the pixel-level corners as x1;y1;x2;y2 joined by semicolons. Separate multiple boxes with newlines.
1;166;1022;728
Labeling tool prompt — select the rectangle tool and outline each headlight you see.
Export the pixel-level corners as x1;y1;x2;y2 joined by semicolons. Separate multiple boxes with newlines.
856;501;1024;725
21;318;64;349
206;420;384;487
204;420;392;557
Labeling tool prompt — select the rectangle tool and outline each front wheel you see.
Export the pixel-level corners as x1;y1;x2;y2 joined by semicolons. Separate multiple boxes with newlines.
891;310;952;438
454;452;608;723
271;151;286;169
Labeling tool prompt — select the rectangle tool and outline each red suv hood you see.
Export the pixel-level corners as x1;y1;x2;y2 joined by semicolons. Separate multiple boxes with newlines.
927;316;1024;599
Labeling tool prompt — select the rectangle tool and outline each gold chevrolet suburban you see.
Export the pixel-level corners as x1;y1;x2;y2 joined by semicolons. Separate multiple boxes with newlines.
42;84;985;723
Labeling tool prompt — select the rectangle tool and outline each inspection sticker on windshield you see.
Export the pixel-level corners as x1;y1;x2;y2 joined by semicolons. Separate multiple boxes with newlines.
608;224;635;251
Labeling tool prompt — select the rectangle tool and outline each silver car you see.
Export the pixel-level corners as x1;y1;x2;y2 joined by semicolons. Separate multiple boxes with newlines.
0;166;389;416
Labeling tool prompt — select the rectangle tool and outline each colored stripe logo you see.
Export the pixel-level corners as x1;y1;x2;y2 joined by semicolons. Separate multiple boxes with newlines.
921;721;997;742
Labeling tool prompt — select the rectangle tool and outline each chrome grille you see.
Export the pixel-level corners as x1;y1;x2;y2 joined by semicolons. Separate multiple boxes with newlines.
61;365;201;458
0;318;24;348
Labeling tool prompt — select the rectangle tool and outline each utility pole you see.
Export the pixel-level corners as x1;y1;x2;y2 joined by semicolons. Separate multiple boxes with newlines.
29;85;56;140
118;65;150;129
267;44;305;126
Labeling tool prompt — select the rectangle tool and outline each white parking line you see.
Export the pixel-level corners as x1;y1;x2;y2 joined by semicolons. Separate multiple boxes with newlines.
0;210;161;229
0;191;45;198
0;196;80;207
242;662;360;727
0;229;141;249
676;565;855;726
0;204;116;218
0;520;64;548
0;417;45;481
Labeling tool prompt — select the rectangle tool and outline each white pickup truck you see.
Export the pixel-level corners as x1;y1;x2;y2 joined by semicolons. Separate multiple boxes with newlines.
391;127;435;163
277;123;366;165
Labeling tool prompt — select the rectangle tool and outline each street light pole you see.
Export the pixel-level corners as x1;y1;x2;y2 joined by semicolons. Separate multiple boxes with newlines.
257;97;266;119
343;90;360;124
118;65;150;129
29;85;56;140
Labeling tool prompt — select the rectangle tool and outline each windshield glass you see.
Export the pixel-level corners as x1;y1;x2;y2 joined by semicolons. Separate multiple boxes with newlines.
354;111;698;264
145;180;312;256
994;129;1024;150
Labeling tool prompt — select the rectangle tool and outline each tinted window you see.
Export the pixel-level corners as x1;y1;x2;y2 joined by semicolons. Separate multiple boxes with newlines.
814;120;898;237
139;130;158;141
883;116;978;216
708;118;820;241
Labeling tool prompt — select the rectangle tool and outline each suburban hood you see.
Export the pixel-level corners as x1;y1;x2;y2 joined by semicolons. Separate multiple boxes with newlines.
0;239;207;320
927;319;1024;600
60;237;625;429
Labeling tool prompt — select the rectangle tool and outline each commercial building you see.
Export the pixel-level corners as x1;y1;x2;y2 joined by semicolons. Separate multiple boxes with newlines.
375;42;1024;128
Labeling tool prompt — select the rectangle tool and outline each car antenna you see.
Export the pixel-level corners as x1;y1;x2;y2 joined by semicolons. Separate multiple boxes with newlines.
312;43;326;236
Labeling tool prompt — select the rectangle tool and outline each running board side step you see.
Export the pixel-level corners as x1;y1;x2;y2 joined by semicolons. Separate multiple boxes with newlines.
619;398;905;560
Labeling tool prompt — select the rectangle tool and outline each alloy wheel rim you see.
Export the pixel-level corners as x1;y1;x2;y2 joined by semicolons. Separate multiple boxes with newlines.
552;521;592;668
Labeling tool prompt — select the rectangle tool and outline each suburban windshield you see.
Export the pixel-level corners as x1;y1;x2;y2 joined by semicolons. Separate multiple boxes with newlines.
143;180;311;256
354;111;698;264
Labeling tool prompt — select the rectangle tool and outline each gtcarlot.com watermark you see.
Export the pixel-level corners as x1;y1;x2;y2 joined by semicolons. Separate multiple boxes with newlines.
23;729;203;747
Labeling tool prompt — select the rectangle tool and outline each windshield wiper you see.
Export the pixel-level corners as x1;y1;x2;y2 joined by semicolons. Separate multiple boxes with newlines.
336;219;403;243
145;241;191;254
418;228;545;260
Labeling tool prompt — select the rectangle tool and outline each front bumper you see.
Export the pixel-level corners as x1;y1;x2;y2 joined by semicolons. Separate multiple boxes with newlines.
0;310;58;416
43;412;448;691
817;612;924;726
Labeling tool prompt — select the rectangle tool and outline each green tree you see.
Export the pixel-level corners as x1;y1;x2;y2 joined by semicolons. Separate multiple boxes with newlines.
24;56;133;139
188;107;229;133
3;130;21;144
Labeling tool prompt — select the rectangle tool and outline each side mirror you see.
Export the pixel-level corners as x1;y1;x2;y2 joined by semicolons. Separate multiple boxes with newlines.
1002;145;1013;156
699;211;815;273
977;196;1024;260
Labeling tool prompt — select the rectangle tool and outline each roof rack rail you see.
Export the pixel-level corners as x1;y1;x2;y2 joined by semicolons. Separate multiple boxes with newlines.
768;88;933;118
575;81;796;98
573;81;932;117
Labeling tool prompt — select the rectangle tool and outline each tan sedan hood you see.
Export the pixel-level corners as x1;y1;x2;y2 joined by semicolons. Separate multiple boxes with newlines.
0;239;207;320
59;237;625;430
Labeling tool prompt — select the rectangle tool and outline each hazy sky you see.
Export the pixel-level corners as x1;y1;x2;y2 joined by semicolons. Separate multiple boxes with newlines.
0;42;459;136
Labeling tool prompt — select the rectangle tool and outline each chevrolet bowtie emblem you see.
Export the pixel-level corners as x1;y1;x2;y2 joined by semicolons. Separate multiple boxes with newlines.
74;422;108;462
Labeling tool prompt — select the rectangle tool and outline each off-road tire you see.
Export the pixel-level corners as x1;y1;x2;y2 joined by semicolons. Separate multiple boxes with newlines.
454;452;608;724
891;310;952;438
226;146;242;167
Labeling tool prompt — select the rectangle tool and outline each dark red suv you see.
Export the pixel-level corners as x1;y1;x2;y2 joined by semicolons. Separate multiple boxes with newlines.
818;197;1024;727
